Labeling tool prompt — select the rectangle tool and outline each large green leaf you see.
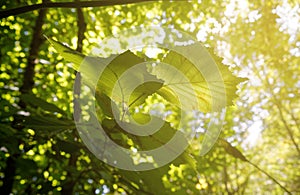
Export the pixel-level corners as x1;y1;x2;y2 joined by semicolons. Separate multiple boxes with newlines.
45;36;85;70
46;36;115;87
101;115;197;170
48;38;246;113
96;50;163;108
151;45;247;112
47;38;163;108
95;91;120;119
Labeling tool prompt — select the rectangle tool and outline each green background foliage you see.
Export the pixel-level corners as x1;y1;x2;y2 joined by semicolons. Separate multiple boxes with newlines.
0;0;299;194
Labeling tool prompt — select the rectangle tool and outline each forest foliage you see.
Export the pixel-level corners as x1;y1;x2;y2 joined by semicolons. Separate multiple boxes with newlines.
0;0;299;194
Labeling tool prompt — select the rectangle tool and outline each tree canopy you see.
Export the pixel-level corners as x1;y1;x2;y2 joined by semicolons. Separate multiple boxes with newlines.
0;0;299;194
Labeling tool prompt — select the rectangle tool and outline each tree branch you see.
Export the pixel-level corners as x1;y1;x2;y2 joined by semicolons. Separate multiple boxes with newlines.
19;6;47;96
248;161;292;195
61;3;86;193
0;2;49;194
0;0;155;19
274;101;300;157
260;66;300;157
73;2;86;122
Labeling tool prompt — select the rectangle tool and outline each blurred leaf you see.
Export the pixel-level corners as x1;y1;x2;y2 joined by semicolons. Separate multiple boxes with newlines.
24;115;74;132
0;123;16;137
38;181;55;194
0;99;19;119
139;166;170;194
16;158;38;178
0;124;20;154
55;139;80;154
20;94;66;114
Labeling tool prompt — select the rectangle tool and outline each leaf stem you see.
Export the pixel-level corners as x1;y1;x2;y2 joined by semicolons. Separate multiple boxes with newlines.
247;160;292;195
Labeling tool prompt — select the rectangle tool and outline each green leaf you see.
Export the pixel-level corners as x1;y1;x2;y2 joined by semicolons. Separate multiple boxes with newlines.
172;149;197;170
118;170;142;192
0;99;19;118
20;94;66;114
0;124;16;137
0;124;19;154
102;115;197;169
54;140;80;154
16;158;38;178
48;38;163;108
97;50;163;108
138;166;170;194
95;91;120;119
151;44;247;112
104;117;184;150
46;37;116;88
45;36;85;70
24;115;75;132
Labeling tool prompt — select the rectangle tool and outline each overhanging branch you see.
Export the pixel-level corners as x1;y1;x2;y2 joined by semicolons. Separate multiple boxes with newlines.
0;0;155;19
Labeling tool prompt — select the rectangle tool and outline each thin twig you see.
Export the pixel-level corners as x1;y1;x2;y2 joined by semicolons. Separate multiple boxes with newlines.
260;65;300;157
247;161;292;195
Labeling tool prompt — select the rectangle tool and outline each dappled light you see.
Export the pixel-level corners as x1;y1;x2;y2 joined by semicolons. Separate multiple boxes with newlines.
0;0;299;194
